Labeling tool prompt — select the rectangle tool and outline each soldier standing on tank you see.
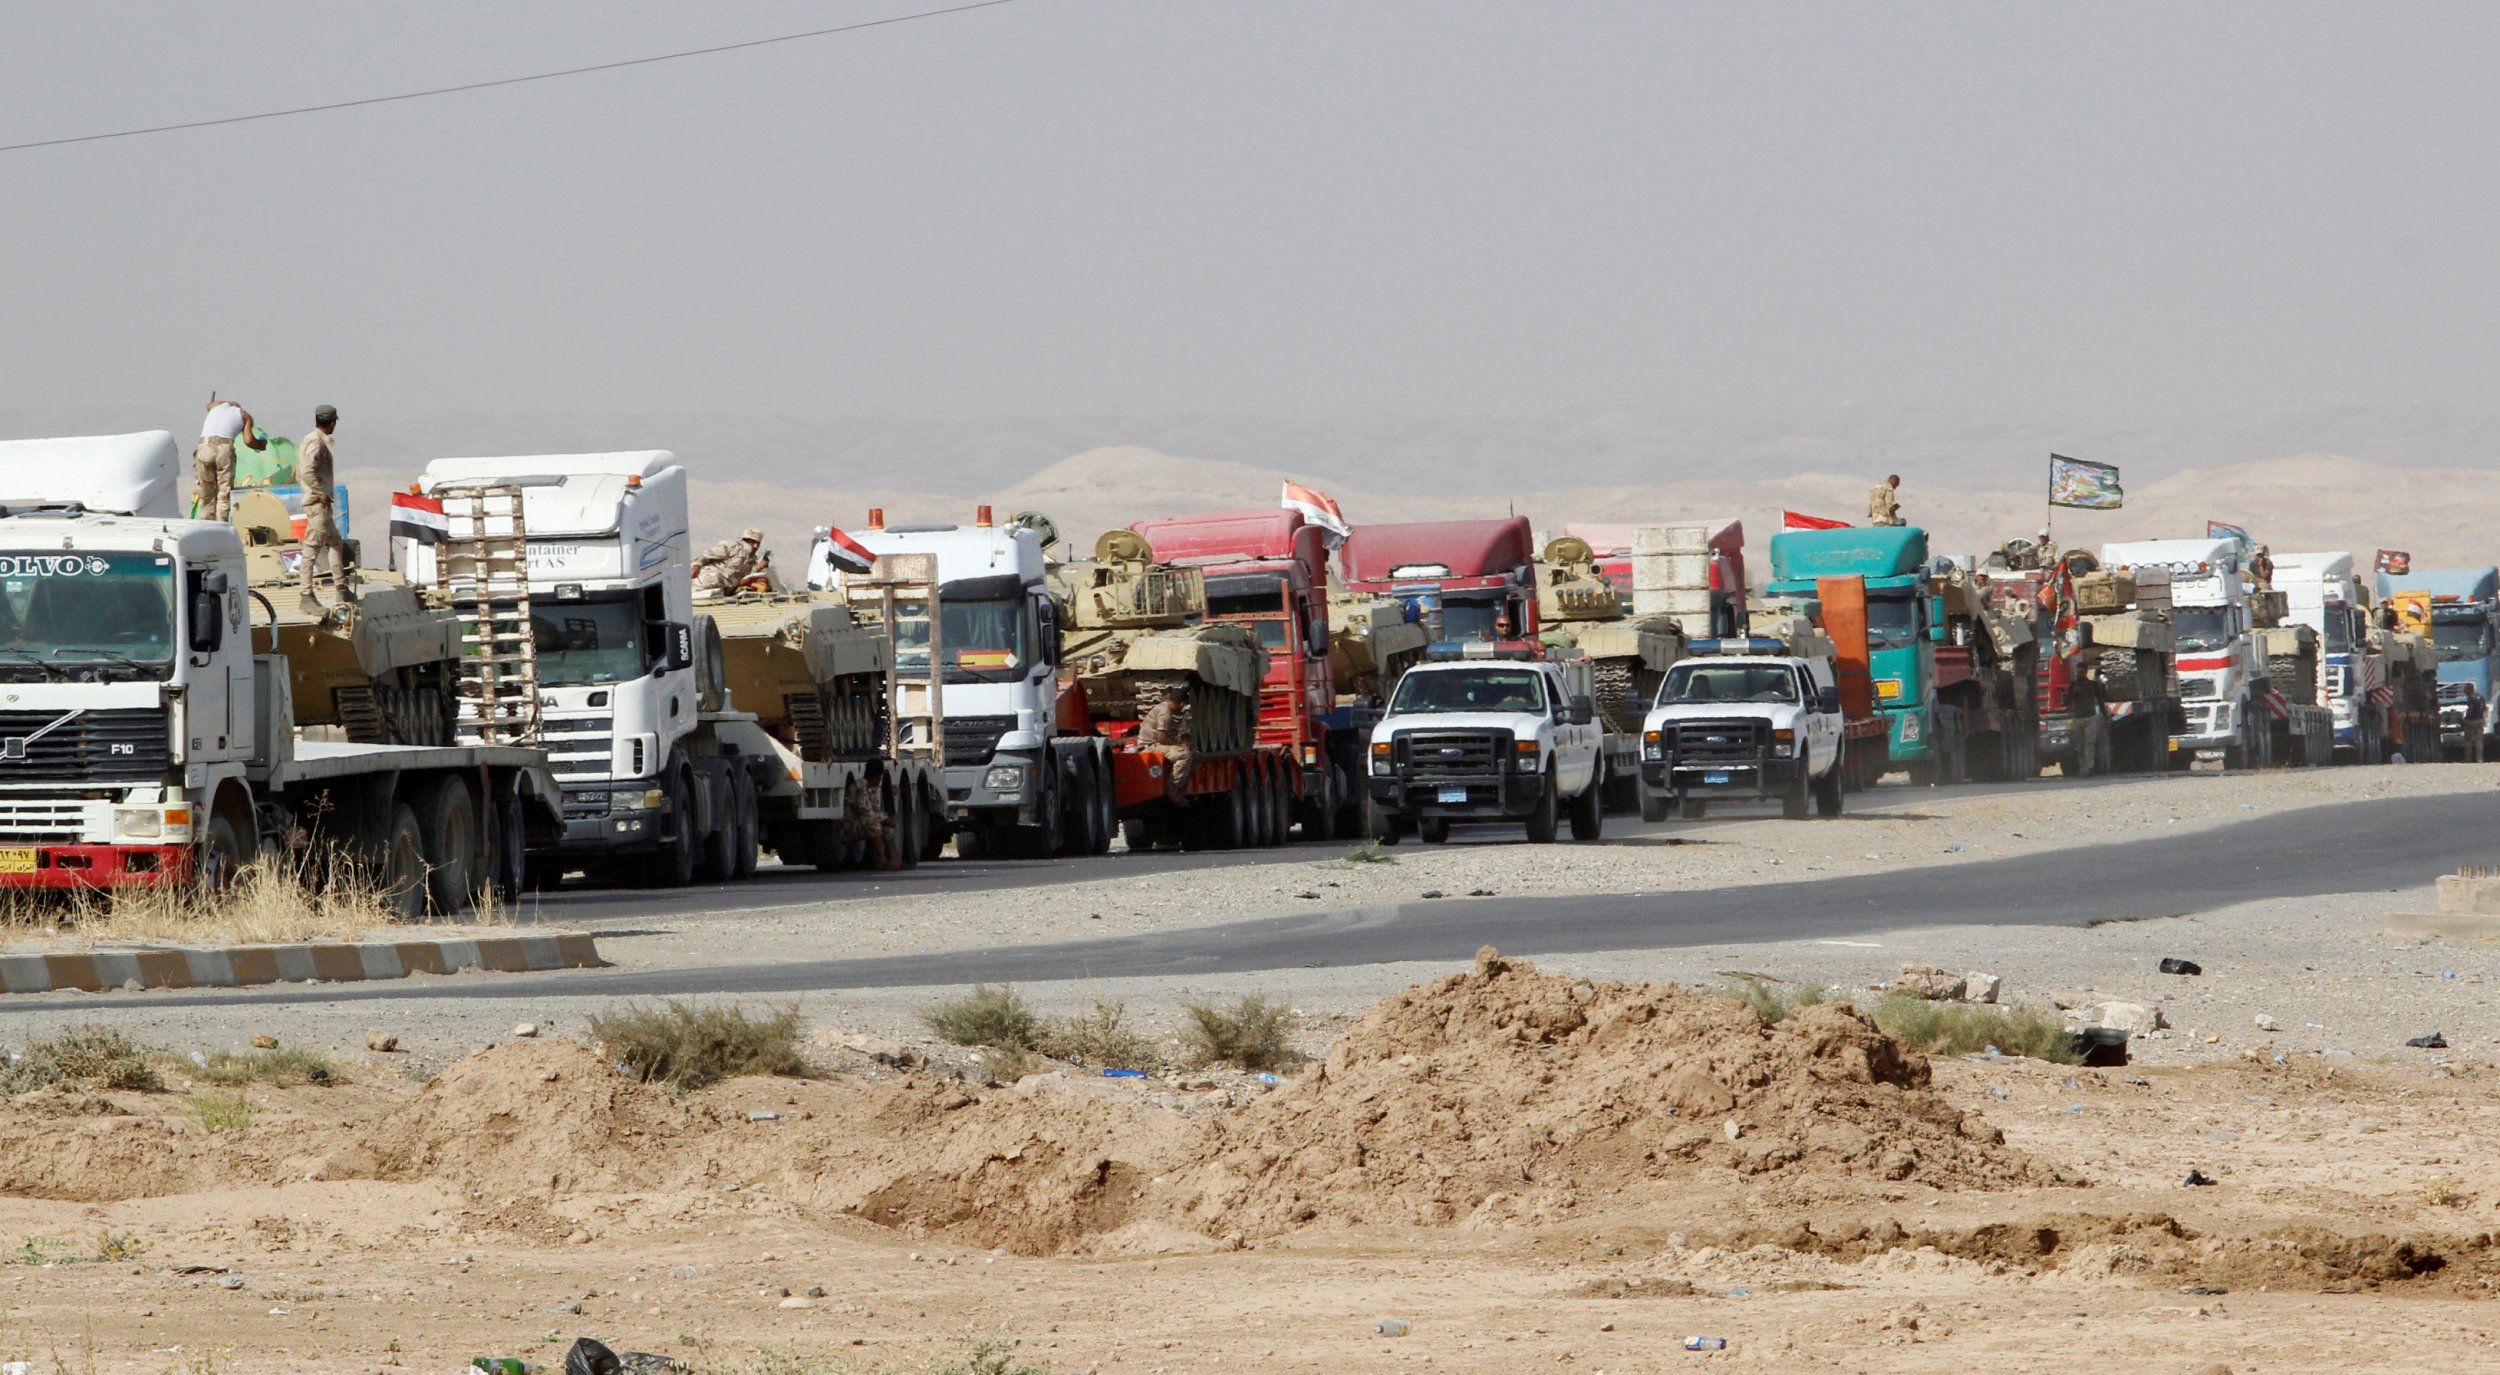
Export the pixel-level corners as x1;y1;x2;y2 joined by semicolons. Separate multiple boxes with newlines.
693;528;766;595
2249;544;2275;593
1138;684;1194;800
1868;474;1904;526
194;396;269;521
296;405;352;610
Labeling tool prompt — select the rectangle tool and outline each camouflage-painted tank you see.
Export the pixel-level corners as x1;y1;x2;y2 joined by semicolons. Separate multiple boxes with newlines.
1050;531;1266;756
1325;588;1428;702
698;591;892;761
230;488;461;745
1534;536;1687;733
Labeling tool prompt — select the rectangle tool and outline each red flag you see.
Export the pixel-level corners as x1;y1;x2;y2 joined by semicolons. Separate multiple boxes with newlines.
822;526;877;576
1782;510;1851;531
1281;480;1351;545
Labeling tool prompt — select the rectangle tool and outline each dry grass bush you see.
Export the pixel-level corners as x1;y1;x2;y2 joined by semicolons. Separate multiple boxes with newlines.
922;987;1164;1073
922;984;1041;1051
0;853;501;948
188;1046;341;1087
1031;995;1160;1071
592;1000;808;1093
1724;977;1827;1024
1179;994;1299;1072
1872;992;2081;1064
186;1089;252;1133
0;1026;161;1095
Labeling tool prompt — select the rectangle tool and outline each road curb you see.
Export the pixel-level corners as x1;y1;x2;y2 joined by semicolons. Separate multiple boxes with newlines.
0;932;606;995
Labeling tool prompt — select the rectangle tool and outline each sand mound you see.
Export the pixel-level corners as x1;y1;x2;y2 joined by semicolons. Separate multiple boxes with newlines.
1157;948;2036;1237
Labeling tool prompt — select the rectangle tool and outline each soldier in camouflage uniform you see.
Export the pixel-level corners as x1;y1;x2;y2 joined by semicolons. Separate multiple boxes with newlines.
693;528;766;595
296;405;351;610
1867;474;1904;526
1137;684;1193;800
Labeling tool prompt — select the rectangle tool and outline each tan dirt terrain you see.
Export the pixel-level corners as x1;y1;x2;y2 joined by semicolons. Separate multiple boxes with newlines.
1;951;2495;1372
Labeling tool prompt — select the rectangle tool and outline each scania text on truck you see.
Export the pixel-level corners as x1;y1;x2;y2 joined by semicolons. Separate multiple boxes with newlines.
0;433;559;911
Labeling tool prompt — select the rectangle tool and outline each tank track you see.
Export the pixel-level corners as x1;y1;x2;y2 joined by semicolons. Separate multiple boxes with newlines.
1129;670;1258;756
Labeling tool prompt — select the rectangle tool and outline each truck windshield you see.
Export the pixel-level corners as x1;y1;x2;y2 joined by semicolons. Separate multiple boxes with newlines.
1658;662;1796;705
1390;668;1545;714
2434;620;2490;662
2321;602;2357;653
1865;592;1919;650
532;594;646;685
1437;595;1508;642
2173;606;2232;653
893;597;1031;682
0;553;177;681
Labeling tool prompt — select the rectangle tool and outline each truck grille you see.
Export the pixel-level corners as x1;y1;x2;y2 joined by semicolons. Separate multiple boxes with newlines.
2325;664;2351;697
536;715;617;781
0;708;170;784
0;798;91;841
943;715;1017;767
2439;682;2475;704
1397;729;1506;774
2179;675;2221;701
1666;719;1764;765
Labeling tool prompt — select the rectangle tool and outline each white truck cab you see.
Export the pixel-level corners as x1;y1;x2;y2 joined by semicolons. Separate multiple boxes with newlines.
2100;537;2257;765
1364;644;1606;844
1637;638;1846;821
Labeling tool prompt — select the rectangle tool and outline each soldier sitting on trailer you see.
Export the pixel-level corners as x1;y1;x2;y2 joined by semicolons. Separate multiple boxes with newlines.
1137;684;1194;800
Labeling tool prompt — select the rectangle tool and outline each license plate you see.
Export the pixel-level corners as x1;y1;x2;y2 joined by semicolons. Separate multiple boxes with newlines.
1703;771;1731;784
0;848;35;874
1437;787;1468;803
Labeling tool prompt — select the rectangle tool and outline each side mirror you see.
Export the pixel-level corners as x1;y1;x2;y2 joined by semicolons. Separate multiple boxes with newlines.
660;622;694;673
200;571;230;595
1818;687;1841;714
188;593;224;653
1568;694;1596;726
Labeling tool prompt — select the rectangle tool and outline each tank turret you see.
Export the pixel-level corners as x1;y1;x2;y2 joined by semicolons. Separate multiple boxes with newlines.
1534;535;1687;732
1050;531;1266;755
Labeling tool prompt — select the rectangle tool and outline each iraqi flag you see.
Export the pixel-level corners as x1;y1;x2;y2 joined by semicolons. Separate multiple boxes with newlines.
389;490;447;545
1783;510;1851;531
821;526;877;577
1282;480;1351;546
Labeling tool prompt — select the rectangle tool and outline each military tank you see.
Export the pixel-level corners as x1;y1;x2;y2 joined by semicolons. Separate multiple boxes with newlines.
698;591;892;761
1534;535;1687;733
1050;530;1266;756
1326;587;1429;705
231;488;461;745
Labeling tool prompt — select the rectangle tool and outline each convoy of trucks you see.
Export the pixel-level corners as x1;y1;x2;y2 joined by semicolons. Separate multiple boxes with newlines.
0;424;2486;903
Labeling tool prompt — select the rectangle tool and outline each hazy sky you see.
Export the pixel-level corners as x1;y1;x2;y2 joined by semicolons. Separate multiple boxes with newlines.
7;2;2499;421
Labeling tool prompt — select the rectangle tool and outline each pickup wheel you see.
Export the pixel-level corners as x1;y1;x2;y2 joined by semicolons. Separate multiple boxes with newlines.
1639;788;1670;824
1813;760;1845;817
1781;764;1811;820
1568;767;1604;841
1374;814;1409;846
1418;817;1451;845
1524;775;1559;844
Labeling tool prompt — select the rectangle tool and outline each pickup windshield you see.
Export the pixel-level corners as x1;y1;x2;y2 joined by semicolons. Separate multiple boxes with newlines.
1865;591;1919;650
2173;606;2232;653
0;552;177;682
1658;661;1796;705
1390;667;1546;714
532;593;647;685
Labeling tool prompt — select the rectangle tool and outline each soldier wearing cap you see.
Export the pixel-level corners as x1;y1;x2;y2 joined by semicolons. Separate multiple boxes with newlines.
1868;474;1904;527
693;527;767;595
297;404;351;609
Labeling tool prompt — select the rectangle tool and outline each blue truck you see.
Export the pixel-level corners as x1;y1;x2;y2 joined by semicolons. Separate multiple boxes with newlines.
2378;565;2499;761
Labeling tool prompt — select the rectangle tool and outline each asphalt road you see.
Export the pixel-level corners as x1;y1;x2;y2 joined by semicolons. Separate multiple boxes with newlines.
53;786;2496;1015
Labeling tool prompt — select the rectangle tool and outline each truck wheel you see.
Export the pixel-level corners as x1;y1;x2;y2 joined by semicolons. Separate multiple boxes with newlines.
640;770;698;887
1418;817;1451;845
490;794;527;902
414;776;486;915
1639;788;1670;824
1262;766;1289;847
1781;764;1811;820
1678;797;1707;820
1524;775;1559;844
731;772;762;879
378;802;427;921
1090;747;1118;856
1120;817;1156;852
200;806;254;892
694;774;739;885
1299;769;1338;843
1569;770;1605;840
1813;762;1845;817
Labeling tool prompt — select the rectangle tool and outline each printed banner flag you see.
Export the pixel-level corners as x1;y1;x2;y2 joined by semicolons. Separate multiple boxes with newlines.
821;526;877;577
2206;519;2251;554
2047;454;2123;510
388;490;447;545
2376;548;2413;576
1782;510;1852;531
1282;480;1352;546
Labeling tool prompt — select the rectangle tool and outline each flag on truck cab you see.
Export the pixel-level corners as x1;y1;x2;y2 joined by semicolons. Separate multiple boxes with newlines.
1282;481;1351;546
1782;510;1851;531
2377;548;2413;575
2205;519;2251;555
388;490;446;545
821;526;876;577
2047;454;2123;510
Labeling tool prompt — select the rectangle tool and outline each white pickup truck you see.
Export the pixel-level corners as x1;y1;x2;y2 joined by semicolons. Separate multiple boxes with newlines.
1637;639;1847;821
1364;645;1607;844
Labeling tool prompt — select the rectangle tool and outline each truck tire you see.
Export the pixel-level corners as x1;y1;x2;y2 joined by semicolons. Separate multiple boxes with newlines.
640;768;698;888
200;801;255;893
1524;775;1559;844
1569;768;1604;840
1262;766;1290;847
491;793;527;903
1090;745;1118;855
694;773;739;885
730;771;762;879
1299;768;1339;844
1639;788;1670;824
414;775;486;915
1418;817;1451;844
1678;797;1707;820
1813;761;1844;817
378;802;427;922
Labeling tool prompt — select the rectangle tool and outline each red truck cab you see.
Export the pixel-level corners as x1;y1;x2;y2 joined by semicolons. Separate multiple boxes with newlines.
1342;518;1539;642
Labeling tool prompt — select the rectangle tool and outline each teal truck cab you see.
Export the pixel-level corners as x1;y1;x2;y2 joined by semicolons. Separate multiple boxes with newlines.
1764;526;1935;777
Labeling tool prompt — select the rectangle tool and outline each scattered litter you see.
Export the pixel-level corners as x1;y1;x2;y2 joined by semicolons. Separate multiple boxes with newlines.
2183;1170;2218;1187
1296;890;1320;900
1467;888;1496;897
1375;1318;1412;1338
186;1050;208;1069
2407;1032;2449;1049
746;1110;781;1122
1253;1072;1281;1085
2253;1014;2279;1032
1684;1335;1729;1350
2063;1104;2084;1114
1986;1085;2009;1101
1723;1288;1750;1299
2158;958;2203;976
471;1360;527;1375
2182;1285;2229;1296
216;1275;245;1290
1420;889;1446;900
1946;843;1964;853
1101;1068;1147;1079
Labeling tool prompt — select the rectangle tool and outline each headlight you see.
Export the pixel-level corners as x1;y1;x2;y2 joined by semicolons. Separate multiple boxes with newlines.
1900;712;1924;742
984;765;1026;791
1642;729;1662;760
1773;727;1798;753
613;789;664;813
1371;741;1392;775
1511;739;1540;770
114;808;161;839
